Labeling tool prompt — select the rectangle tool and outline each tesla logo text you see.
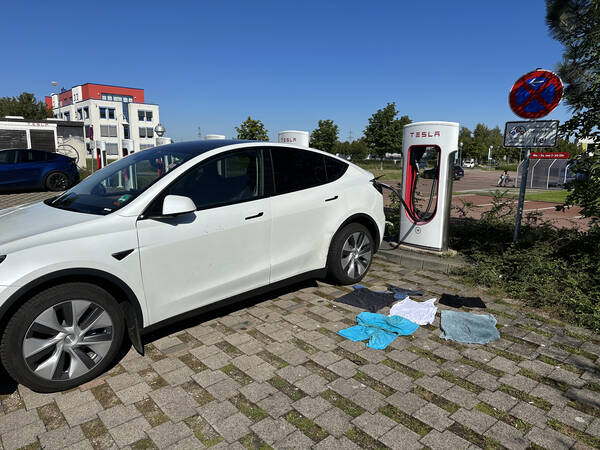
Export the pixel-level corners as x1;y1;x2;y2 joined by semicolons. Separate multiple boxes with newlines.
280;137;297;143
410;131;440;138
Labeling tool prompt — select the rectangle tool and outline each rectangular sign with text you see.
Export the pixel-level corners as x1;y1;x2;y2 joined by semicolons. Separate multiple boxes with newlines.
529;152;569;159
503;120;559;148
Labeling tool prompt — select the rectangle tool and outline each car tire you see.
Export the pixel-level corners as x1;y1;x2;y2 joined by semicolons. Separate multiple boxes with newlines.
0;283;125;393
45;171;70;191
326;223;374;285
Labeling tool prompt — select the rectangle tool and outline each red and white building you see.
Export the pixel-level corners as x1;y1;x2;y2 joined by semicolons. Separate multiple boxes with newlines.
45;83;161;158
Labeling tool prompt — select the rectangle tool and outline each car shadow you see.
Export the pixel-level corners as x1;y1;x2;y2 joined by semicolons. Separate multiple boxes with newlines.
141;278;320;344
0;278;321;395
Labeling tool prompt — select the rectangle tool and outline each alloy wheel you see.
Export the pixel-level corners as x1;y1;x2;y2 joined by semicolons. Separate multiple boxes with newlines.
341;231;372;279
22;300;114;381
48;173;69;191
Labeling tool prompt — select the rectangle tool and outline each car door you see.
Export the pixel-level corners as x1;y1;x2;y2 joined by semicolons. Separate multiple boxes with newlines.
268;147;348;283
135;147;272;324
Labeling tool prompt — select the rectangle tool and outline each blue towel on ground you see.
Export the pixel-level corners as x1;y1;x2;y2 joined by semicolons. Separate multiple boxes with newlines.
338;312;419;350
439;310;500;344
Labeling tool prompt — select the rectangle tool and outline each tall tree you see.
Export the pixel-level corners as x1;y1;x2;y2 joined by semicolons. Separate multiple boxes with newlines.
364;103;410;168
472;123;491;161
0;92;51;120
546;0;600;140
235;116;269;141
309;119;339;153
333;139;368;160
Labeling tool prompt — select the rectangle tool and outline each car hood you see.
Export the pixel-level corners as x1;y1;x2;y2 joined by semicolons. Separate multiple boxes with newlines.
0;201;98;250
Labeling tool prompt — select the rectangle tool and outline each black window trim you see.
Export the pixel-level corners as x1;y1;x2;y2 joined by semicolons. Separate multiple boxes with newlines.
139;147;269;220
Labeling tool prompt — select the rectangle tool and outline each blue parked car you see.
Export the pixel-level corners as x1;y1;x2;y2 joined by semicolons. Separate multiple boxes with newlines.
0;148;80;192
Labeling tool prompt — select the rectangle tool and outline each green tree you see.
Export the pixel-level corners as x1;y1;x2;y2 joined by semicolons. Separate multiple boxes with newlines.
546;0;600;140
472;123;491;161
333;139;368;160
364;103;410;169
547;1;600;225
0;92;51;120
309;119;339;153
235;116;269;141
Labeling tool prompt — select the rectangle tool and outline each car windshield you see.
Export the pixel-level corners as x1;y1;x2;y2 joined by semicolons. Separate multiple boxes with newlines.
48;147;194;215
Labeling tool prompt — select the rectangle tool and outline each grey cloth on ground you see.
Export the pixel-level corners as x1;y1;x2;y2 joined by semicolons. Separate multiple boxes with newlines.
439;310;500;344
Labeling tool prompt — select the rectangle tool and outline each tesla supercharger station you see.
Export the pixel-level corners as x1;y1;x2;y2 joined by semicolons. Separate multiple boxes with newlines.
121;139;134;157
399;121;459;251
94;141;107;169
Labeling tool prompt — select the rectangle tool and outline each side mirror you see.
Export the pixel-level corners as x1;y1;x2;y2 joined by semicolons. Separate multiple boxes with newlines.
162;195;196;217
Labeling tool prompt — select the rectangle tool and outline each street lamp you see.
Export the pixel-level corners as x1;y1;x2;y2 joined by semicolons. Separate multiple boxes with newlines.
154;123;165;137
459;141;464;165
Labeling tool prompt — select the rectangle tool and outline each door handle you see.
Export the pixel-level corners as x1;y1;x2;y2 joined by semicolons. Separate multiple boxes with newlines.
245;212;263;220
325;195;338;202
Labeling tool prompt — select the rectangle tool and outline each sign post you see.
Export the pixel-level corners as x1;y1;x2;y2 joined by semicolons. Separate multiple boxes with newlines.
506;69;563;241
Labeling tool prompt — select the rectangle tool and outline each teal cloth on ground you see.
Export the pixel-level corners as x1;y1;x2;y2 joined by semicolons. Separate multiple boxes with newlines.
439;310;500;344
338;312;419;350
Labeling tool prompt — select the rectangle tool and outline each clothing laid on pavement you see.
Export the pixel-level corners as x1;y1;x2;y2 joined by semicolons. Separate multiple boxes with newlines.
334;285;396;313
386;285;425;297
389;297;438;325
439;293;486;309
338;312;419;350
439;310;499;344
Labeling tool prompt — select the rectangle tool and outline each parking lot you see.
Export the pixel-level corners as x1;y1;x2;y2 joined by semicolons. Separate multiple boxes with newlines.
0;254;598;449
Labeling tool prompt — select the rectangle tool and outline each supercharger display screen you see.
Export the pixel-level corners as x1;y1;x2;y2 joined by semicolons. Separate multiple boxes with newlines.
404;145;440;223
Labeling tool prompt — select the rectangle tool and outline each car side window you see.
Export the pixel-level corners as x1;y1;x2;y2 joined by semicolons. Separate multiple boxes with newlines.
271;147;327;194
324;156;348;182
166;148;264;210
20;150;47;163
0;150;18;164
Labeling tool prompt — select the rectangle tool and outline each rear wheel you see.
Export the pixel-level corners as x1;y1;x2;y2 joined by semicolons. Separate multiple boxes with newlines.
327;223;374;285
45;171;70;191
0;283;124;392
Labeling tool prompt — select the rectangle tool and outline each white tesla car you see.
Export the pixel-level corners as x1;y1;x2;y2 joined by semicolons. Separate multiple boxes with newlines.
0;140;385;392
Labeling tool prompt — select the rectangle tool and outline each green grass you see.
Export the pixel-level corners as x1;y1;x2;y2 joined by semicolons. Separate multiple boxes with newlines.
460;189;568;203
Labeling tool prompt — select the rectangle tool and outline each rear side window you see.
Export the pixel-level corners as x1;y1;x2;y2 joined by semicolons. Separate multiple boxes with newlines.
271;148;327;194
324;156;348;182
20;150;47;163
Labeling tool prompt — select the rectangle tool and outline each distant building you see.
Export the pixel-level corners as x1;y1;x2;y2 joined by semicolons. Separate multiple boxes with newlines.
45;83;160;158
0;117;86;168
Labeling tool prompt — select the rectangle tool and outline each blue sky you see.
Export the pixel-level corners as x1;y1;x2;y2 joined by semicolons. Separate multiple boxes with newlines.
1;0;568;142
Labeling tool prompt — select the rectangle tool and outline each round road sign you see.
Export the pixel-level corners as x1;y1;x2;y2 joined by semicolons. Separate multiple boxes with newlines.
509;69;563;119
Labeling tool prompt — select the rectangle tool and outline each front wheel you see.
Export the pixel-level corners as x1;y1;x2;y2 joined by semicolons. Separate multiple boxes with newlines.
1;283;125;392
327;223;374;285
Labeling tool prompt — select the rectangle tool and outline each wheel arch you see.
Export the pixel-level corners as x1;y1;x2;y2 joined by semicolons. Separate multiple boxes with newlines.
0;268;145;355
333;213;381;253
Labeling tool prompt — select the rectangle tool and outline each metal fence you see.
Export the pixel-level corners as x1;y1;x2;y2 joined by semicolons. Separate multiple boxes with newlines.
516;158;571;189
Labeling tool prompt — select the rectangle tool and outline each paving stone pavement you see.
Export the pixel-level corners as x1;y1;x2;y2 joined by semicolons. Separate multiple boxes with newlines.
0;257;599;449
0;191;60;210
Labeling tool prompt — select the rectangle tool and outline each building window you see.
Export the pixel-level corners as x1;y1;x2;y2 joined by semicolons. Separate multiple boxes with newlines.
108;108;115;119
139;127;154;138
64;112;70;121
76;108;82;120
100;125;117;137
85;125;91;138
102;93;133;102
138;110;153;122
140;144;154;150
83;107;89;119
123;125;130;139
105;143;118;155
99;107;106;119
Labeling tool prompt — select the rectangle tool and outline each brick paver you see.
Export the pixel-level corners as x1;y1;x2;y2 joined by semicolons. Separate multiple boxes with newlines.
0;251;599;448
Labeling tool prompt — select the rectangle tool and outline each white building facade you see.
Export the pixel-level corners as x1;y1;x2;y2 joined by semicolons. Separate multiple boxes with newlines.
46;83;161;158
